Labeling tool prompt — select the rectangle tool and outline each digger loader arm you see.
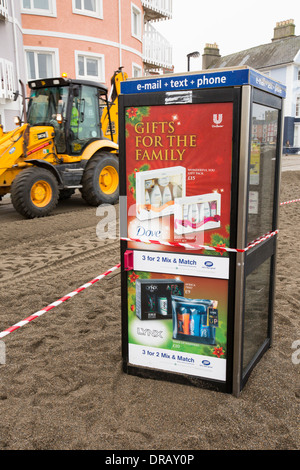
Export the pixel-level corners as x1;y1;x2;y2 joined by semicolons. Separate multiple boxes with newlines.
0;124;28;178
101;68;128;144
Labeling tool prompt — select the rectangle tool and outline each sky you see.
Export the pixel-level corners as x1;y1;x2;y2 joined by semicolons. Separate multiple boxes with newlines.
155;0;300;73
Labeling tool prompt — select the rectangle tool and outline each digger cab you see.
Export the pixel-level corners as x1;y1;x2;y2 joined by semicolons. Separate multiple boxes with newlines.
27;77;113;156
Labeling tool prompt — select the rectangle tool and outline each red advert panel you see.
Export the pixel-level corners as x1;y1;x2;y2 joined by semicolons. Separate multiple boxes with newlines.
125;102;233;254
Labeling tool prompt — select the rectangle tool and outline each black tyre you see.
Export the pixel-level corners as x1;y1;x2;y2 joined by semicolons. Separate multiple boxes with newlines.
81;151;119;206
11;167;59;218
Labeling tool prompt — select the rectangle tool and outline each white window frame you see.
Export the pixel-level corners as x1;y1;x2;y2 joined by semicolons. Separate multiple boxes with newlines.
296;95;300;118
25;46;60;81
75;51;105;82
21;0;57;17
132;62;142;78
294;123;300;148
131;3;142;40
72;0;103;19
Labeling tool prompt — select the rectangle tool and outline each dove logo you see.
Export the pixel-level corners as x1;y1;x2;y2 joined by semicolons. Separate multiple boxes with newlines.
212;114;224;128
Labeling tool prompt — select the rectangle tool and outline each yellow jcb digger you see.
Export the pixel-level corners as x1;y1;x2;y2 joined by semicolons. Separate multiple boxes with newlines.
0;67;127;218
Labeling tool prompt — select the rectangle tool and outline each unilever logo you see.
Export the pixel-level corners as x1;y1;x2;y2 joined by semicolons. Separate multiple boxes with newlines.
212;114;224;128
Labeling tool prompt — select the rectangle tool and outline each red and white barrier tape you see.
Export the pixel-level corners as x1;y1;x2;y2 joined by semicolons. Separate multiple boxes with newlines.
280;198;300;206
0;263;121;339
120;196;300;253
0;198;297;341
1;197;297;340
121;229;279;254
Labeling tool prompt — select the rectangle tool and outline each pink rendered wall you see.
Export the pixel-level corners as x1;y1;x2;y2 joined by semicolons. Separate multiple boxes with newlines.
22;0;143;88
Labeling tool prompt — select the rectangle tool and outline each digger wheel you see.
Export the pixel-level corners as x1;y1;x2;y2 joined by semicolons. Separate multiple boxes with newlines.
81;151;119;206
11;167;59;218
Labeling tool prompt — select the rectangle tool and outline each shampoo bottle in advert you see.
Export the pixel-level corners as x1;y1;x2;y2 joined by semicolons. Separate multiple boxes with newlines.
150;184;162;207
190;309;201;336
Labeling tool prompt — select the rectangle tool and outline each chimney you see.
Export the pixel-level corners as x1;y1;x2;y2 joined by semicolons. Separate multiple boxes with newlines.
272;19;295;41
202;43;220;69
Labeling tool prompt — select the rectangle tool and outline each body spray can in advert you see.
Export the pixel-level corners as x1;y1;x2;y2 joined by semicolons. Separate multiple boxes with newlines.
177;308;190;335
158;297;168;316
189;309;201;336
147;293;156;313
200;311;210;338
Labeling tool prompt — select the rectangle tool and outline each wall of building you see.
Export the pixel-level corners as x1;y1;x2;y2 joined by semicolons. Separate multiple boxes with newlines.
21;0;144;89
0;0;172;130
0;1;26;131
280;64;300;152
261;63;300;153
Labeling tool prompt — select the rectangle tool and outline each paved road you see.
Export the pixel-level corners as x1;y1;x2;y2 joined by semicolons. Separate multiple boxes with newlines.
281;154;300;171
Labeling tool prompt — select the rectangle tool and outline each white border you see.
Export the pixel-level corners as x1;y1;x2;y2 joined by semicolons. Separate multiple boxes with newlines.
129;344;226;381
133;251;230;279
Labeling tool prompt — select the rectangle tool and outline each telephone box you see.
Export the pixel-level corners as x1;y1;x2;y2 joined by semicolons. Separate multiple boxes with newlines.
118;67;285;396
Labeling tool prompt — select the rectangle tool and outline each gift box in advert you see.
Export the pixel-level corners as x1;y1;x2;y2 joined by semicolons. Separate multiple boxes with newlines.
136;278;184;320
136;166;186;220
172;295;219;345
174;193;221;235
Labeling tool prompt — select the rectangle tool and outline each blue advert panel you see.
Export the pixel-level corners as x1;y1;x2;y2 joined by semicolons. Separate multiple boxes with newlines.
121;67;286;98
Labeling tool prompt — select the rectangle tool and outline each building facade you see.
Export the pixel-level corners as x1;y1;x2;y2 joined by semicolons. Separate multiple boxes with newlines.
21;0;173;85
0;0;26;131
0;0;172;131
202;20;300;154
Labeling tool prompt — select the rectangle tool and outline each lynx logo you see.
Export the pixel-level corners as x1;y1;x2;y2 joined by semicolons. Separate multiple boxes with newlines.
146;285;158;292
137;327;163;338
212;114;224;128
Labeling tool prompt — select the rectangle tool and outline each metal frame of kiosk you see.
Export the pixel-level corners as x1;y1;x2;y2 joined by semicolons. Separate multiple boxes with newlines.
118;67;285;396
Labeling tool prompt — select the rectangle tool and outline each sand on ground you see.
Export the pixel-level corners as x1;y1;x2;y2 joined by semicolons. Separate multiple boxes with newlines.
0;171;299;450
